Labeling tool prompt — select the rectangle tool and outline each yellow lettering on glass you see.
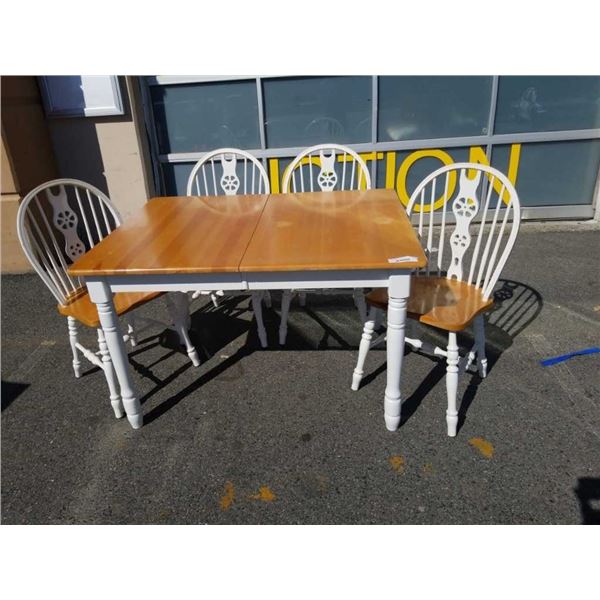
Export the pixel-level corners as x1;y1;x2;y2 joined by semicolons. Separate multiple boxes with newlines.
397;149;457;211
385;152;397;189
468;145;521;203
269;145;522;202
269;158;280;194
507;144;521;184
278;152;375;192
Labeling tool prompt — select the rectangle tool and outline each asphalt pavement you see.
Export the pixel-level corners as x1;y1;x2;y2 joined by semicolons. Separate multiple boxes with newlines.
2;227;599;524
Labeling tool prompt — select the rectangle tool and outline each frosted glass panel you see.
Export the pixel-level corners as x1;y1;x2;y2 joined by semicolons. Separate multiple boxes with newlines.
492;140;600;206
151;81;260;154
495;76;600;134
378;76;492;141
263;76;372;147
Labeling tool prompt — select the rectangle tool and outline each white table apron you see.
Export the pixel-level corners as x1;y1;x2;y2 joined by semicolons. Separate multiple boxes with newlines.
85;269;411;430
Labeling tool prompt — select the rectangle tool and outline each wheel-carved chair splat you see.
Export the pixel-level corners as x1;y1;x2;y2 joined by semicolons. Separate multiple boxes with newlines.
219;154;241;195
46;185;87;260
447;170;481;281
316;149;338;191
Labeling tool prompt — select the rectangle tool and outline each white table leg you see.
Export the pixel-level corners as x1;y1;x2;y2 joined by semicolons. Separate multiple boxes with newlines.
384;274;410;431
166;294;201;367
97;328;125;419
251;291;268;348
351;306;377;391
87;279;143;429
279;290;293;345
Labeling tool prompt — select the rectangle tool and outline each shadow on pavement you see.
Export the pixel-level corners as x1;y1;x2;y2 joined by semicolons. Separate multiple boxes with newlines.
129;281;543;429
575;477;600;524
358;279;543;432
136;293;363;424
1;381;30;412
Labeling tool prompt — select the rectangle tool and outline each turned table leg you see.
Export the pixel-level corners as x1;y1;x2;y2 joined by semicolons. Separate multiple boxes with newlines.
384;274;410;431
87;279;143;429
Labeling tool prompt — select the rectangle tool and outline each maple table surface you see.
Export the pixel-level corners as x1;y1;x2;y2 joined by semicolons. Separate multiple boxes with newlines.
69;194;269;276
69;190;426;277
240;189;426;272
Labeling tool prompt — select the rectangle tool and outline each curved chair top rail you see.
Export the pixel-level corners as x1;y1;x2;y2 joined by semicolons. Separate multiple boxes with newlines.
186;148;270;197
281;143;372;194
406;162;521;300
17;178;121;305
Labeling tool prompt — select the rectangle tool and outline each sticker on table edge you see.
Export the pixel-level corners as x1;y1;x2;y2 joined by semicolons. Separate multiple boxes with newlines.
387;256;418;263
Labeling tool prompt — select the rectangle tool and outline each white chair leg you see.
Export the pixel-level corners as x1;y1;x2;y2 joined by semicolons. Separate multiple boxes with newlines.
473;314;488;378
166;294;200;367
263;290;272;308
125;314;137;347
67;316;82;378
351;306;377;391
298;291;307;307
251;291;268;348
97;328;125;419
446;331;459;437
279;290;294;345
352;289;368;324
464;344;477;373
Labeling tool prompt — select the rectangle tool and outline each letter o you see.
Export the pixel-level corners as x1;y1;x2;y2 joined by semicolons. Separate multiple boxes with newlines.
396;149;457;211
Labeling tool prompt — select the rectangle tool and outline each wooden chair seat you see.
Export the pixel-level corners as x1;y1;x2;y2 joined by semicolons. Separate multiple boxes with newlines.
367;276;493;332
58;290;163;328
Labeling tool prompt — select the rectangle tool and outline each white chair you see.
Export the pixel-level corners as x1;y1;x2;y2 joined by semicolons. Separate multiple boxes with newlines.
279;143;372;345
351;163;521;437
17;179;200;419
186;148;271;348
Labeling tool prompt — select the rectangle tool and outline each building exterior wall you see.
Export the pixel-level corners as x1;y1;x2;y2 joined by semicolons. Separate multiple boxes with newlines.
45;77;151;220
1;76;58;272
1;76;154;273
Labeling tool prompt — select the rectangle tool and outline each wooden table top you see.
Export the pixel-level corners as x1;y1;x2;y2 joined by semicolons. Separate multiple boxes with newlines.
69;195;269;276
240;189;427;272
69;190;427;277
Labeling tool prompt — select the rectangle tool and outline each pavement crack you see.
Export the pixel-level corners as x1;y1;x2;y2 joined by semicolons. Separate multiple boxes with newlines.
5;341;57;381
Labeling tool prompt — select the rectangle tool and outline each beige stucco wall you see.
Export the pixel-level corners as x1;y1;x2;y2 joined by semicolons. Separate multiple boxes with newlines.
1;76;59;272
1;76;154;273
1;133;17;193
45;77;152;221
1;132;28;273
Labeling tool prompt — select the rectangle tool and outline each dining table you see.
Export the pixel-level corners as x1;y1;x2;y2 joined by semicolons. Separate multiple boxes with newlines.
68;188;427;430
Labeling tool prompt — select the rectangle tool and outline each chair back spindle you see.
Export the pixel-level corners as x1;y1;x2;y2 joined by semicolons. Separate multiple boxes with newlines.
282;143;372;193
186;148;270;197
